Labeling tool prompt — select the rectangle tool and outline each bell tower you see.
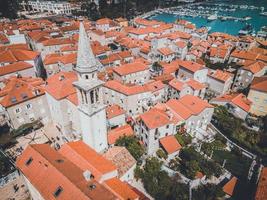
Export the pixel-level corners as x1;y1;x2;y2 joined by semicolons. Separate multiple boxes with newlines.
73;22;108;152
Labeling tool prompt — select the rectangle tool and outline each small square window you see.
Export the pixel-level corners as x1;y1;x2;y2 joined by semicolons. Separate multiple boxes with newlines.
15;108;21;114
25;157;33;166
54;186;63;198
26;104;32;109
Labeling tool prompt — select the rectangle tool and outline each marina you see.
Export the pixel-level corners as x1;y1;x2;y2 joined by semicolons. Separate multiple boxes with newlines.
146;0;267;35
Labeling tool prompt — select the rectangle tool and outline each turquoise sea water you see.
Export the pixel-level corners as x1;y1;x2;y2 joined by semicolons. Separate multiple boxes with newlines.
150;0;267;35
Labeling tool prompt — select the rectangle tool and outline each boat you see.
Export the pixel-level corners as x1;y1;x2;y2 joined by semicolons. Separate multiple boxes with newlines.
238;24;253;35
257;26;267;39
244;16;251;20
260;12;267;17
221;16;227;21
207;14;217;21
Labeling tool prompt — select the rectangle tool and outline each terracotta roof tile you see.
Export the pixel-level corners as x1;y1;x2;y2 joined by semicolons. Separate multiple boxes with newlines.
166;95;213;119
104;80;149;96
0;61;33;76
223;177;237;196
106;104;126;120
59;141;117;182
140;108;171;129
66;92;78;106
250;76;267;93
0;49;39;63
45;71;77;100
179;60;204;73
104;178;139;200
113;61;148;76
208;70;233;83
16;144;117;200
0;76;45;108
243;61;266;74
103;146;136;177
160;135;182;154
212;93;251;112
186;79;205;90
255;167;267;200
107;125;134;145
158;47;174;56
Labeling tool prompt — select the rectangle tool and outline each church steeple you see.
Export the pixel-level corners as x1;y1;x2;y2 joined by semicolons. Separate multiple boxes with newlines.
73;21;108;153
75;22;98;74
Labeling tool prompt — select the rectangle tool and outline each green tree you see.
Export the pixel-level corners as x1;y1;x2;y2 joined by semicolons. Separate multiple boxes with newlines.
140;157;189;200
0;0;19;19
192;184;224;200
81;1;100;20
152;62;163;75
156;149;167;160
115;135;144;161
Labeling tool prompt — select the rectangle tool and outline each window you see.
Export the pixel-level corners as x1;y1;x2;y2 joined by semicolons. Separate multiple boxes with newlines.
85;75;89;79
54;186;63;198
25;157;33;166
254;97;259;102
26;104;32;109
15;108;22;114
90;90;94;104
166;125;169;129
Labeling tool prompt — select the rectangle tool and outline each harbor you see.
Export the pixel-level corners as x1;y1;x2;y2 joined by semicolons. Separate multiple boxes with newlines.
143;0;267;35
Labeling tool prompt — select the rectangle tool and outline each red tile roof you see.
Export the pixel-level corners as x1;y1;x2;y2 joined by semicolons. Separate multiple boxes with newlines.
42;37;75;46
113;61;148;76
255;167;267;200
0;61;33;76
0;76;45;108
231;50;257;61
160;135;182;154
107;124;134;145
104;80;149;96
45;71;77;100
0;33;9;44
250;76;267;93
0;43;30;51
212;93;251;112
223;177;237;196
106;104;126;119
243;61;266;74
195;171;204;179
0;49;39;63
140;108;171;129
66;92;78;106
104;178;139;200
16;144;117;200
178;95;213;114
169;79;184;91
208;70;233;83
59;141;117;182
209;46;228;59
158;47;174;56
179;60;204;73
186;79;205;90
103;146;136;178
145;80;165;92
166;95;213;120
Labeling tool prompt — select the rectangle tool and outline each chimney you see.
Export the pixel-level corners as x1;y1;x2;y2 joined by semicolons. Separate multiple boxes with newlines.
83;170;92;182
59;75;65;81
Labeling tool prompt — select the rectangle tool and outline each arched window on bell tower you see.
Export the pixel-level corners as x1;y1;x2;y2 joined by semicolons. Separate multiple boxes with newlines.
90;90;94;104
95;88;99;102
